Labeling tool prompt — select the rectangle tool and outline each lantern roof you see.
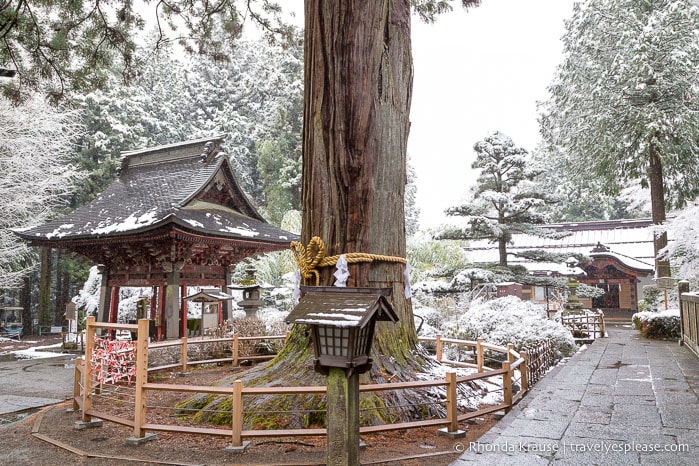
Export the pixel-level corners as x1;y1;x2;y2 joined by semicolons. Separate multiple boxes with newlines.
183;288;235;303
286;287;398;328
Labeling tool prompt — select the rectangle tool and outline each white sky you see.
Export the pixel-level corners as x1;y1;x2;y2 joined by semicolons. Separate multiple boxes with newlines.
410;0;575;230
283;0;575;231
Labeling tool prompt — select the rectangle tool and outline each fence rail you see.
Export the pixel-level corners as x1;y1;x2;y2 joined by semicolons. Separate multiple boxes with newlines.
74;318;556;447
147;334;286;372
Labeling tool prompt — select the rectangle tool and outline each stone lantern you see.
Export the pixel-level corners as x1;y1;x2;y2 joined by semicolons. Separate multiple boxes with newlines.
563;256;584;314
228;266;264;319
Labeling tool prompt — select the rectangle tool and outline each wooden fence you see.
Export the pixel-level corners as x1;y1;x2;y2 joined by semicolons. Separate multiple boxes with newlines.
679;282;699;357
147;334;286;372
74;317;539;448
522;339;555;385
560;311;606;342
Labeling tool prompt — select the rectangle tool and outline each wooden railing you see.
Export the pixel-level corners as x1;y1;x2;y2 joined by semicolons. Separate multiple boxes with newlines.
147;334;286;372
560;311;606;342
679;282;699;358
75;317;535;448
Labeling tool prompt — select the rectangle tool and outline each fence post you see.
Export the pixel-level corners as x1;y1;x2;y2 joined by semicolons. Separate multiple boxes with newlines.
232;334;239;367
476;338;484;373
520;350;529;393
679;280;690;344
507;343;515;364
598;310;606;338
131;318;152;441
72;357;83;411
181;337;188;373
502;360;513;412
435;334;443;362
82;316;96;422
227;379;250;452
437;371;465;438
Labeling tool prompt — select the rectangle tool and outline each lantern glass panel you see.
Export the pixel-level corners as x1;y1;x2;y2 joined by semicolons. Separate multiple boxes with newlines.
355;325;371;357
317;325;349;357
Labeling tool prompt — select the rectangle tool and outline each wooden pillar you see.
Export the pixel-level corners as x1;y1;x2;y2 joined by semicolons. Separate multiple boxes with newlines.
164;264;182;339
132;319;151;439
326;368;360;466
97;266;112;323
108;287;120;324
221;266;231;321
180;284;188;339
82;316;96;422
157;285;166;341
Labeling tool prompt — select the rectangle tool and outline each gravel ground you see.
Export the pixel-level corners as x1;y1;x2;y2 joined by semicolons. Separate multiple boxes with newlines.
0;337;496;465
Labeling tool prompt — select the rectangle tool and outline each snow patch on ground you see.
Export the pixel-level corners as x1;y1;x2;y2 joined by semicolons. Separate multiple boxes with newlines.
11;343;65;360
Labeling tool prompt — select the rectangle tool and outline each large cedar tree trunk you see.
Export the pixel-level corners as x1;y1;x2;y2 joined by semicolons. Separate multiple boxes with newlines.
181;1;479;428
38;247;52;329
301;0;416;354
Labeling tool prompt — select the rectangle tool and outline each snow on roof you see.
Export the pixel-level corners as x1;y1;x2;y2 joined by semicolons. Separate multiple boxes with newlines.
286;289;399;328
464;219;658;274
590;250;654;273
14;137;297;246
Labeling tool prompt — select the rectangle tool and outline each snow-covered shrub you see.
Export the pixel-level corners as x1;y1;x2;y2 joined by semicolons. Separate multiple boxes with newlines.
637;285;665;313
632;309;680;340
412;303;443;338
256;307;290;333
117;288;152;322
448;296;577;360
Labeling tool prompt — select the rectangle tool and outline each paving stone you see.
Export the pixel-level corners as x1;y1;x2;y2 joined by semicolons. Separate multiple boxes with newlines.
572;408;612;425
453;324;699;465
0;394;63;415
610;404;662;428
506;418;570;440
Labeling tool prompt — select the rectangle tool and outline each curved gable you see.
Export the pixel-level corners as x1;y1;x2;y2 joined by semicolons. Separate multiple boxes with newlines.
181;157;264;222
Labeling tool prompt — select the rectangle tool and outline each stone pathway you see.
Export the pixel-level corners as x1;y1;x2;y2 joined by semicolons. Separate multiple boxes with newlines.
453;324;699;465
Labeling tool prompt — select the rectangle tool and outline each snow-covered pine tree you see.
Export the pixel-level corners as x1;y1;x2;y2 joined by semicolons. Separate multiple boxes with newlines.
436;131;561;266
538;0;699;278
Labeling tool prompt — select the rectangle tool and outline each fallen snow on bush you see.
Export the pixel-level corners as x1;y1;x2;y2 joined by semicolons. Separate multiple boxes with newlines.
448;295;577;359
632;308;681;340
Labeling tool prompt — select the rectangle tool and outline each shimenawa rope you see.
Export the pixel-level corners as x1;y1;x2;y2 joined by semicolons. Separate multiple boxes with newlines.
290;236;407;286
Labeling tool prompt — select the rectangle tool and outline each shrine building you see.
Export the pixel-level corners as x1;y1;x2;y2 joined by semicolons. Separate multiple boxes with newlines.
464;219;659;315
14;136;298;339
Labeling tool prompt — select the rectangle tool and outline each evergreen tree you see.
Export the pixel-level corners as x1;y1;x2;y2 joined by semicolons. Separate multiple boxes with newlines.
539;0;699;277
437;131;561;266
531;145;648;222
0;0;294;101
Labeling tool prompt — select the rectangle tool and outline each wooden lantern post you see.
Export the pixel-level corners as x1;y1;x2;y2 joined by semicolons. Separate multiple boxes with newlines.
286;287;398;466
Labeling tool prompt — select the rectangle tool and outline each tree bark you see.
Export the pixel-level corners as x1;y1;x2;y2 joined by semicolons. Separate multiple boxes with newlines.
21;274;32;334
649;142;670;278
302;0;415;347
498;238;508;266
